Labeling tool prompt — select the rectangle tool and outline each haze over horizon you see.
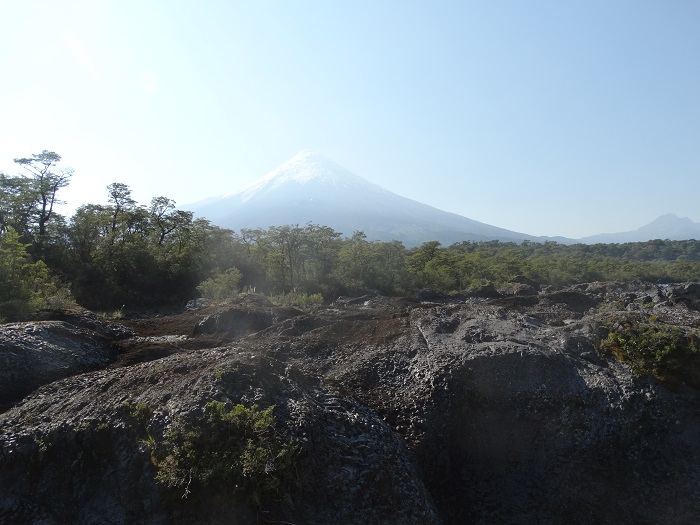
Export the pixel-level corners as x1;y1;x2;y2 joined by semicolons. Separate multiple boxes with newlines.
1;1;698;239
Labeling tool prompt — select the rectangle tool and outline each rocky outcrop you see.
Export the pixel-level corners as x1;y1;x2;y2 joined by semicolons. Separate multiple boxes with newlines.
0;316;127;408
1;283;699;524
0;350;440;525
193;305;303;338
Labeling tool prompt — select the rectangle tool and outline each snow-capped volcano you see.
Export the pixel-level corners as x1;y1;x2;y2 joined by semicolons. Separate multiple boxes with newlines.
187;152;542;246
229;151;389;203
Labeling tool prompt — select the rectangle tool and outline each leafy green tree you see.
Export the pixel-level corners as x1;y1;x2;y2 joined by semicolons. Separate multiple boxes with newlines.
0;229;36;320
59;183;245;308
372;240;408;294
337;231;374;291
189;220;242;278
13;151;72;254
69;204;111;263
0;229;73;321
150;196;192;246
296;224;342;294
266;225;303;291
407;241;442;289
106;182;137;234
0;173;36;238
423;252;459;291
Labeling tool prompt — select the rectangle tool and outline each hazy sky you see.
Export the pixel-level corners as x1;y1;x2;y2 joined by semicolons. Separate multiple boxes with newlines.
1;0;698;239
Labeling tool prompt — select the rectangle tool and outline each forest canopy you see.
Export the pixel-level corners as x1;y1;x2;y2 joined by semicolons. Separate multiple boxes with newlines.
2;151;700;321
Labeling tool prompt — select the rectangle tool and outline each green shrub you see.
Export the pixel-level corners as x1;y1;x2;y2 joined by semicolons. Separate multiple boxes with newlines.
0;229;76;321
98;307;125;320
41;284;76;311
149;401;300;507
128;402;153;427
599;318;700;388
196;267;243;302
268;291;323;309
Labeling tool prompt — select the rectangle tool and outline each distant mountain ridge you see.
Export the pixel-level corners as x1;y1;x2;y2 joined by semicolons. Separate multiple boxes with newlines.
579;214;700;244
187;152;699;246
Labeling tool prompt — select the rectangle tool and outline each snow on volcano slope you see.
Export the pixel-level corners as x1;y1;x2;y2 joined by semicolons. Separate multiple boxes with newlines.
186;151;543;246
231;151;391;202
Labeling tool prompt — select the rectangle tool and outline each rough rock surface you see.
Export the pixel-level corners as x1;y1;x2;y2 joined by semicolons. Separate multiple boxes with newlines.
1;284;700;524
0;312;130;409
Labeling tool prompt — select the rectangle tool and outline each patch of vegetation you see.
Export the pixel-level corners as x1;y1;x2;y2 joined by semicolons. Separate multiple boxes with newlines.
33;437;49;455
142;366;164;385
149;401;300;509
75;418;111;433
98;307;125;320
268;291;323;310
196;267;243;302
120;401;161;467
212;365;239;382
0;229;75;322
599;317;700;388
130;402;154;425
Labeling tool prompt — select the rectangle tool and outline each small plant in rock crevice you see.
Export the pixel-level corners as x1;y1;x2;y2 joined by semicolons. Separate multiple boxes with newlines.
122;401;153;429
599;317;700;389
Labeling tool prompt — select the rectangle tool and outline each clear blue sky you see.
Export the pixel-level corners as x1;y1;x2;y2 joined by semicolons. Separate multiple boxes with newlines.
1;0;698;239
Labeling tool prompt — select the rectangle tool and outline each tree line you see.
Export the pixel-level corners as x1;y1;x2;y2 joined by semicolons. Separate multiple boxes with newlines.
2;150;700;321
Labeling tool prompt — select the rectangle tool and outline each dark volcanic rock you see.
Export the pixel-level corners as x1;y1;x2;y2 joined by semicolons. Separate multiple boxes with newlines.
44;309;136;340
0;321;119;408
540;289;600;312
1;284;700;524
467;283;502;299
0;349;440;525
193;305;302;338
667;282;700;309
